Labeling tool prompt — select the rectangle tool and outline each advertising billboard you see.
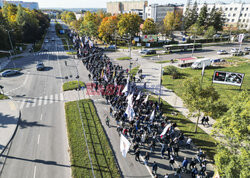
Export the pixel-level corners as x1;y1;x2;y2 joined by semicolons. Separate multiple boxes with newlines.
142;35;158;42
213;71;245;86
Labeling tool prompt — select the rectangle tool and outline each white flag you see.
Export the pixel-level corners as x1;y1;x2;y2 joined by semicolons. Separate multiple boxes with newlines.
136;91;141;100
103;74;108;82
238;34;245;43
160;124;171;138
122;83;129;93
150;110;155;121
120;134;131;158
143;94;149;103
125;104;135;121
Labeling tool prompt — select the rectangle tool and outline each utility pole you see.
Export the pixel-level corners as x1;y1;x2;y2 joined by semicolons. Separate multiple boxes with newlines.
158;64;164;104
6;30;14;55
191;30;196;57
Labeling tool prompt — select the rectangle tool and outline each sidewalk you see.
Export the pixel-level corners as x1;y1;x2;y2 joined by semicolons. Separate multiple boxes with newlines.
0;44;33;71
136;61;216;136
0;99;20;154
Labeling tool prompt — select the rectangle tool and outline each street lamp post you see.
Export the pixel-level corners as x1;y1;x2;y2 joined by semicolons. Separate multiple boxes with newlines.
6;30;14;55
158;64;164;105
191;31;196;57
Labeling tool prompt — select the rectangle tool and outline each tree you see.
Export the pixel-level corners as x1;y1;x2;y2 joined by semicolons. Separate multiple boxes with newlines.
213;9;224;32
183;1;198;31
197;3;208;28
117;13;142;38
182;77;222;132
163;11;182;35
213;91;250;177
65;11;76;24
204;26;216;39
98;16;118;43
142;18;156;35
188;23;204;37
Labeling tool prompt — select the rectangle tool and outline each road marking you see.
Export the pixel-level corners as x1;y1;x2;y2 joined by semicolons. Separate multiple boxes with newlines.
32;98;37;107
50;94;53;104
33;166;36;178
8;101;16;111
140;156;154;178
60;93;64;101
44;95;48;105
19;99;25;110
55;94;58;102
38;96;42;106
26;100;31;108
37;134;40;145
40;114;43;121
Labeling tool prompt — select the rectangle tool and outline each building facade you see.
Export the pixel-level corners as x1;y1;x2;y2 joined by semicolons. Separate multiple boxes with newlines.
184;2;250;31
4;1;39;10
144;4;183;23
107;0;148;15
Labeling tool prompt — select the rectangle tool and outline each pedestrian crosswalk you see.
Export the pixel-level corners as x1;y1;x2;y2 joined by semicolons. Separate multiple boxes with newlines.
17;93;64;110
33;51;65;56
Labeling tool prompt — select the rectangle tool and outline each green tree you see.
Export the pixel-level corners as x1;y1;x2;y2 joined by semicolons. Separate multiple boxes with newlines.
142;18;156;35
183;1;198;31
164;11;182;35
204;26;216;39
213;9;224;32
197;3;208;28
117;13;142;38
66;11;76;24
98;16;118;43
182;77;222;132
213;91;250;177
188;23;204;37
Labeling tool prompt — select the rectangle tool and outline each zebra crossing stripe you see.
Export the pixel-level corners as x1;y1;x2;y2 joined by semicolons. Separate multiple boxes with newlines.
26;100;31;108
38;96;43;106
44;96;48;105
50;94;53;104
19;99;25;110
60;93;64;101
32;98;37;107
55;94;58;102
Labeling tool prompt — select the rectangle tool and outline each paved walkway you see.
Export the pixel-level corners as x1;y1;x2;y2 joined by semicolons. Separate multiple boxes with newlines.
0;99;20;154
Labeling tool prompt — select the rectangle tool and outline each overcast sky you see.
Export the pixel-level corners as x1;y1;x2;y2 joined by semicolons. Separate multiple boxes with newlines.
23;0;250;8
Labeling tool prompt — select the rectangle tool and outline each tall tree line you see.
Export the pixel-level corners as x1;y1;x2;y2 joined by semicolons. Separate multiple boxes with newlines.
0;3;50;50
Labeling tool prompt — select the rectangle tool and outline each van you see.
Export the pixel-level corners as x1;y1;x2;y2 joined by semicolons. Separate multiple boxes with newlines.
191;58;211;69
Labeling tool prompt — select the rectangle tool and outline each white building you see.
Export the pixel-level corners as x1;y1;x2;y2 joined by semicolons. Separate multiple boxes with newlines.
144;4;183;23
184;2;250;31
5;1;39;10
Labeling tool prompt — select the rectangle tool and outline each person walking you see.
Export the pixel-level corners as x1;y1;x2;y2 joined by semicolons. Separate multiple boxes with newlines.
144;152;149;165
160;142;165;158
152;161;158;176
135;148;141;162
181;157;188;173
105;116;110;128
169;155;175;170
175;165;181;178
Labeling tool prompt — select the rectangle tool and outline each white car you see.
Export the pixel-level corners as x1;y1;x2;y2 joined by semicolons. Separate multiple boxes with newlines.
44;39;49;43
217;50;227;55
231;48;239;53
0;70;21;77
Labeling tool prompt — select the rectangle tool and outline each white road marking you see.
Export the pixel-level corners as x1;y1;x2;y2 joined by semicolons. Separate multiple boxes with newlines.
40;114;43;121
37;134;40;145
26;100;31;108
33;166;36;178
32;98;37;107
44;95;48;105
55;94;58;102
50;94;53;104
19;99;25;110
60;93;64;101
38;96;43;106
140;156;154;178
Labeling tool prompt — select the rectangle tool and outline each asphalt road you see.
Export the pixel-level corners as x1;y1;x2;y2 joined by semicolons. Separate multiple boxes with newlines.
0;21;71;178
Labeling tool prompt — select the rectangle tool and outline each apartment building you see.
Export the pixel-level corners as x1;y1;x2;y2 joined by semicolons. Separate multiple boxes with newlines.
184;2;250;30
0;0;39;10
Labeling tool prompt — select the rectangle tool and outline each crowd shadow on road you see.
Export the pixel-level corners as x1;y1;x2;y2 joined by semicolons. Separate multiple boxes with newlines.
19;120;50;129
0;113;18;128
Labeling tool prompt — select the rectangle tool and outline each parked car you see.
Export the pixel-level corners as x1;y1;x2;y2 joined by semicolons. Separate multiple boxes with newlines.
146;50;156;55
140;49;148;54
107;45;116;49
0;70;21;77
244;47;250;51
217;50;228;55
36;62;45;71
231;48;239;53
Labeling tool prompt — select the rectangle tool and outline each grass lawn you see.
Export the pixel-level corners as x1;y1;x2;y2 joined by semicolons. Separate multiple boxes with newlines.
129;66;140;78
155;59;178;64
150;95;217;160
34;32;47;52
0;94;8;100
65;99;121;178
66;51;77;55
162;58;250;109
116;57;131;60
63;81;86;91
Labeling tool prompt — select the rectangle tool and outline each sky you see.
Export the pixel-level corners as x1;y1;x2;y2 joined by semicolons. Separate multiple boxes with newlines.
20;0;250;9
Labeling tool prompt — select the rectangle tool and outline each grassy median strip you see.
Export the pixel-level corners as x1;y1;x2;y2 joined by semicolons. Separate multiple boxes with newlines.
129;66;140;78
63;81;85;91
65;99;120;178
150;95;217;160
116;57;132;60
0;94;8;100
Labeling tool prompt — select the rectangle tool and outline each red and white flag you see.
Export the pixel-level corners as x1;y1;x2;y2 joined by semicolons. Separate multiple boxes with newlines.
160;124;171;138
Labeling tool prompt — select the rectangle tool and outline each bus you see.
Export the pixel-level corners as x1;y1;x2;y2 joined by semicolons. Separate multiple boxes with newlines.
163;43;202;53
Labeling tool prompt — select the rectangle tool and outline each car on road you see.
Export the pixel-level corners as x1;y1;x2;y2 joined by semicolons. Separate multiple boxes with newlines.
44;39;49;43
36;62;45;71
231;48;239;53
217;50;228;55
0;70;21;77
107;45;116;49
51;37;55;41
140;49;156;55
244;47;250;51
139;49;148;54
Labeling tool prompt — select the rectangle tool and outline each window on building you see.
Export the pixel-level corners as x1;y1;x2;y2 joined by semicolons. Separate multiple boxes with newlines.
242;8;244;11
230;8;232;11
245;25;248;28
240;13;242;17
216;8;219;10
234;8;237;11
225;8;228;11
239;19;241;22
233;14;236;17
247;8;249;11
228;13;231;17
208;8;210;11
197;8;199;11
225;24;228;27
232;19;234;22
241;24;244;27
244;13;247;17
247;19;249;23
243;19;245;22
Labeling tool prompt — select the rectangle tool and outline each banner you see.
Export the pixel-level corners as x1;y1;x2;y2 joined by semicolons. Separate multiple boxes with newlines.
120;134;131;158
160;124;171;138
142;35;158;42
213;71;245;87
